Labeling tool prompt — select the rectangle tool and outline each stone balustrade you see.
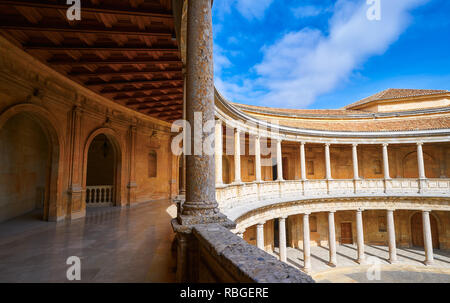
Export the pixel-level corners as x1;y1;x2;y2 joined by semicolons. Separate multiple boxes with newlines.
216;178;450;212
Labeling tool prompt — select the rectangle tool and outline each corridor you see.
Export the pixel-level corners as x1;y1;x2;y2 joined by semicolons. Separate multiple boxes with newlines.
0;200;177;282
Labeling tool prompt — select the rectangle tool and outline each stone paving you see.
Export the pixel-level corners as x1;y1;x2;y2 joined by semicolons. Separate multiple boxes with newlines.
273;244;450;282
0;200;177;282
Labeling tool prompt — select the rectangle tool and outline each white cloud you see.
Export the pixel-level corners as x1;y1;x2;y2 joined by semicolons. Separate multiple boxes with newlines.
213;0;273;20
291;5;330;18
217;0;430;108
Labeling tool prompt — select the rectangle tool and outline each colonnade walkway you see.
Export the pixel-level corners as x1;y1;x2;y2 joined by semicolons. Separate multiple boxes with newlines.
272;244;450;282
0;200;177;282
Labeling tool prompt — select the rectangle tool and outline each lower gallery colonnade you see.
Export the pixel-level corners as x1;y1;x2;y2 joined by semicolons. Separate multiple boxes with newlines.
237;209;440;272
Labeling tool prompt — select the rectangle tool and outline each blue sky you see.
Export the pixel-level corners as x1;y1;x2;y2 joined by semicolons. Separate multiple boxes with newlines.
212;0;450;109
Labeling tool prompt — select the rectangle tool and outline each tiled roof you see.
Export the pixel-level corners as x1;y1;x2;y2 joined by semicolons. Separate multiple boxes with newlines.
259;115;450;132
343;89;449;110
233;103;363;116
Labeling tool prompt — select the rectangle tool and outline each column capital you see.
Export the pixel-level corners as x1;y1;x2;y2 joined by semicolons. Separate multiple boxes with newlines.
417;141;424;146
234;128;241;134
303;212;311;216
328;210;336;214
387;209;396;213
422;209;432;213
356;208;365;213
382;143;389;147
276;138;282;143
279;216;288;220
257;221;266;227
300;141;306;146
325;143;331;147
352;143;358;147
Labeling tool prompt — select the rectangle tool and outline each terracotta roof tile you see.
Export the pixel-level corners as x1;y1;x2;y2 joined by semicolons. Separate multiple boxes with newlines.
343;88;449;110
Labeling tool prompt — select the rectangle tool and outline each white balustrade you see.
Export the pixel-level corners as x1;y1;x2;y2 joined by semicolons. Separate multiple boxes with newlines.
86;185;114;206
216;178;450;211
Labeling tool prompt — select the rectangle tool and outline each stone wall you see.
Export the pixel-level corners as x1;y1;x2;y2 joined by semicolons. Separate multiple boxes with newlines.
192;223;314;283
0;36;179;222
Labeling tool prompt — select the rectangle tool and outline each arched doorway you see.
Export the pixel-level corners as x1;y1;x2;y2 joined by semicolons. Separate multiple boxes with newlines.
222;156;230;184
0;113;50;222
411;212;439;249
85;134;119;207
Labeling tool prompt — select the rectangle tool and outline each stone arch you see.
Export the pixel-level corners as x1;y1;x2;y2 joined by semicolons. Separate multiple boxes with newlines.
402;151;437;178
0;103;63;221
82;127;124;207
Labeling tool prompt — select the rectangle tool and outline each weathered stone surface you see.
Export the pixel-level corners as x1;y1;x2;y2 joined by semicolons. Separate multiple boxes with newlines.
193;224;315;283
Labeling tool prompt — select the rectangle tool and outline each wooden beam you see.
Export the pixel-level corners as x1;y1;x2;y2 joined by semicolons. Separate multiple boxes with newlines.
25;44;180;52
101;85;183;94
0;21;173;37
48;58;181;66
140;102;183;111
123;94;183;104
0;0;173;18
69;69;182;77
86;78;183;88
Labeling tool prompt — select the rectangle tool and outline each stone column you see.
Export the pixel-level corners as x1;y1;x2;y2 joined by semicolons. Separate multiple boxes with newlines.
328;211;337;267
234;129;241;183
300;142;307;180
387;209;397;263
422;211;434;265
256;222;265;250
255;135;262;182
325;143;332;180
417;142;426;179
382;143;391;179
303;213;311;272
215;120;223;185
356;209;365;264
127;125;138;205
276;139;283;181
237;231;244;239
68;106;84;219
180;0;220;222
180;69;187;196
279;217;287;262
352;144;360;180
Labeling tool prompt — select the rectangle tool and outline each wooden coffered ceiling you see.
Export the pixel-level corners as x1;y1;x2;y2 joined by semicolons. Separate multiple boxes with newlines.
0;0;184;122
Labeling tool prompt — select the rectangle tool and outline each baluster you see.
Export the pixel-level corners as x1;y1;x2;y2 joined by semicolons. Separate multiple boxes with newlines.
86;189;90;203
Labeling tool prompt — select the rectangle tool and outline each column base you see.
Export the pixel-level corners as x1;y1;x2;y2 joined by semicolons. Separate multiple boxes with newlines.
388;259;398;264
424;260;434;266
327;261;337;267
356;258;366;265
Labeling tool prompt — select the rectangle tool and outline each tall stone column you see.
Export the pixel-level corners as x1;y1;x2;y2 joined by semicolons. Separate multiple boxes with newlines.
387;209;397;263
180;69;187;196
325;143;332;180
279;217;287;262
234;129;241;183
382;143;391;179
276;139;283;181
422;210;434;265
178;0;226;224
352;144;360;180
303;213;311;272
172;0;234;283
417;142;426;179
255;135;262;182
257;222;265;250
328;211;337;267
356;209;365;264
215;120;223;185
300;142;307;180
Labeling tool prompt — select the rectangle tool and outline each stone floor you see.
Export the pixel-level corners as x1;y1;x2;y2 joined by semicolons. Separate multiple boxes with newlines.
0;200;177;282
272;244;450;283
